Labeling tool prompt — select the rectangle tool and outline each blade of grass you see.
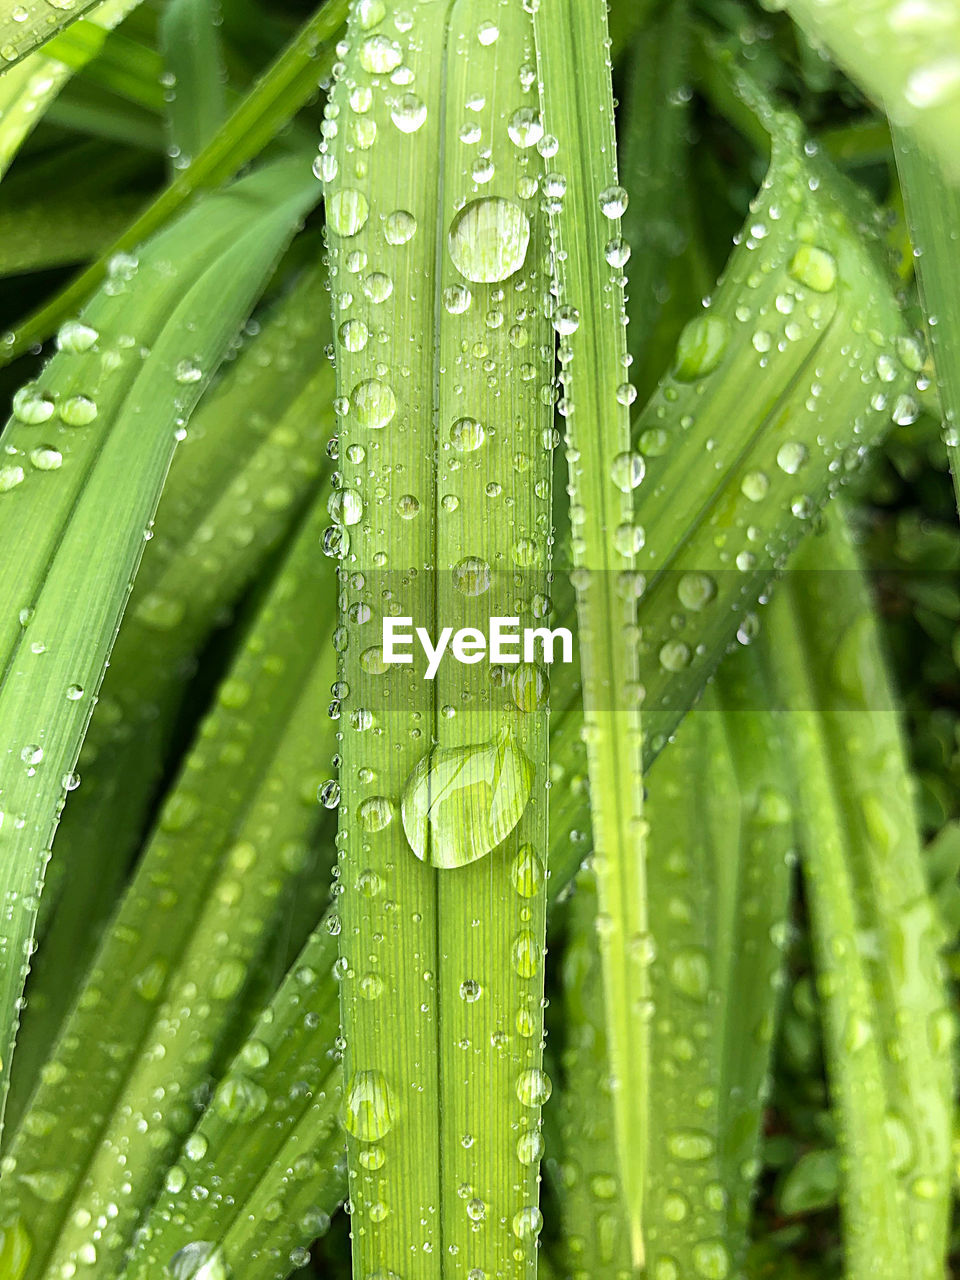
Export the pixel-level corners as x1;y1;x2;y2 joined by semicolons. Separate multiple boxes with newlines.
6;261;333;1131
0;0;143;181
0;0;349;362
892;130;960;512
0;0;107;74
781;0;960;186
322;2;554;1273
159;0;227;170
711;653;796;1264
762;504;955;1280
0;155;319;1131
532;2;647;1262
618;0;696;402
1;491;337;1280
124;918;343;1280
550;656;794;1279
432;8;553;1275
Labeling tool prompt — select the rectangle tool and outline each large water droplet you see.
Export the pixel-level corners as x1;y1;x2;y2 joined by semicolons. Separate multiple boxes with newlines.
401;727;535;868
328;188;370;237
448;198;530;283
352;379;397;429
788;244;837;293
674;316;730;381
343;1069;395;1141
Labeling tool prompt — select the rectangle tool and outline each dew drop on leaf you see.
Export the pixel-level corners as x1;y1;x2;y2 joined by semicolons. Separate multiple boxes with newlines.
788;244;837;293
448;198;530;284
401;727;535;868
343;1069;395;1141
674;315;730;381
327;189;370;238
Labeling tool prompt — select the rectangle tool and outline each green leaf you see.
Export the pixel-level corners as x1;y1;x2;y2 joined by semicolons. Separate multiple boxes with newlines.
763;504;955;1280
0;154;319;1131
6;262;332;1130
0;0;142;182
159;0;227;168
782;0;960;186
322;2;554;1273
893;130;960;512
1;0;349;361
124;921;342;1280
532;0;647;1261
0;0;106;74
2;491;337;1280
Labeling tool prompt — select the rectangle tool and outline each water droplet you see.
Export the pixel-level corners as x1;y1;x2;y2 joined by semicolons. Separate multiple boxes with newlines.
674;315;730;381
175;359;202;385
516;1130;544;1164
450;417;486;452
453;556;492;595
328;188;370;237
343;1070;394;1141
401;727;535;868
12;384;54;424
356;0;386;28
740;470;769;502
692;1240;730;1280
789;244;837;293
359;795;396;832
339;318;369;351
214;1074;268;1123
391;92;427;132
611;451;645;493
59;395;98;426
598;184;628;218
516;1067;552;1106
509;844;545;897
319;779;341;809
512;1205;543;1240
667;1128;715;1161
359;34;402;74
21;744;43;766
352;379;397;429
677;572;716;611
776;441;808;474
443;283;473;314
56;319;99;353
383;209;417;245
507;108;543;148
168;1242;228;1280
460;979;482;1002
448;198;530;283
511;929;539;978
29;446;62;471
0;465;24;492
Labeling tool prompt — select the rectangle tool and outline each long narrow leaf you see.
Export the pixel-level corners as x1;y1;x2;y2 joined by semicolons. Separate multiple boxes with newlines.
1;492;337;1280
893;130;960;510
0;0;142;181
782;0;960;186
1;0;348;361
7;263;333;1128
0;0;106;74
0;155;319;1129
763;504;954;1280
159;0;227;168
532;2;647;1260
322;2;554;1273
